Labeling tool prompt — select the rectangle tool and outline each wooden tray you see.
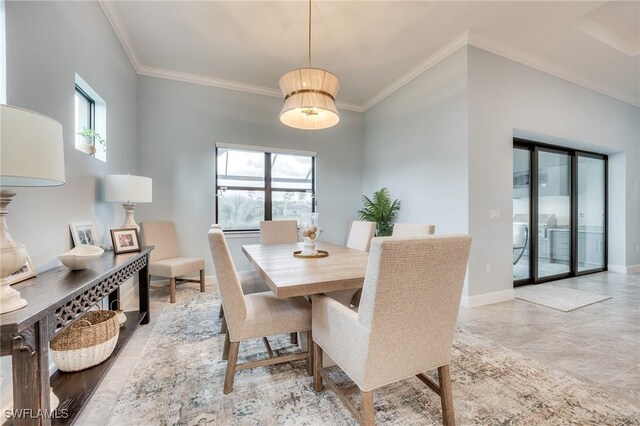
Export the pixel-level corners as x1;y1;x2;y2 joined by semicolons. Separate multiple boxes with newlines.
293;250;329;258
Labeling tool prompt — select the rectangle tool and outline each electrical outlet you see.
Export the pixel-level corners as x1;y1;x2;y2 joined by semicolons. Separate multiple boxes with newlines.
485;264;491;274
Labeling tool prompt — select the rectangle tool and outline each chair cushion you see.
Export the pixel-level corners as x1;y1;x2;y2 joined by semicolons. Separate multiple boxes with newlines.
237;270;271;294
149;257;204;278
234;292;311;340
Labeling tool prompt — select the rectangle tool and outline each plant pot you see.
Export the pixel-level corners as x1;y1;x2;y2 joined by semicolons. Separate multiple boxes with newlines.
76;137;96;155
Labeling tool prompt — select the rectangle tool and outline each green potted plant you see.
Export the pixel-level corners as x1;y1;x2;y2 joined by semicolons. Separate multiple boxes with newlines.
358;187;400;236
77;127;106;156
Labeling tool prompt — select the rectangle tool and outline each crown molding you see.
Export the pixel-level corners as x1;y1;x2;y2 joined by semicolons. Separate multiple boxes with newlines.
100;2;639;112
360;31;470;111
98;1;142;73
467;32;640;108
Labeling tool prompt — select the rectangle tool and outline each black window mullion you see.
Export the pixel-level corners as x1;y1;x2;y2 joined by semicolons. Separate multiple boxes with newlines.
265;152;272;221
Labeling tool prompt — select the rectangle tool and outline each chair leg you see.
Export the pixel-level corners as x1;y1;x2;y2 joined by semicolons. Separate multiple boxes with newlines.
222;331;230;360
169;277;177;303
306;330;313;376
223;341;240;394
219;305;224;319
313;342;323;391
290;332;298;345
438;365;455;426
199;269;205;292
220;316;227;335
361;390;375;425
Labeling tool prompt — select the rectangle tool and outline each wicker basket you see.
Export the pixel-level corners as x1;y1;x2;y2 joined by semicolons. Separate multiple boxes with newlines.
50;311;120;372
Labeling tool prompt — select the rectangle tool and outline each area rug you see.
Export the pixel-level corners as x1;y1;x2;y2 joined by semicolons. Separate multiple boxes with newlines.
106;287;638;425
515;284;611;312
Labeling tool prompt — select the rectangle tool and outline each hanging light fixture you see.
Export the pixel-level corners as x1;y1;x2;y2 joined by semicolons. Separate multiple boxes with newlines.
279;0;340;130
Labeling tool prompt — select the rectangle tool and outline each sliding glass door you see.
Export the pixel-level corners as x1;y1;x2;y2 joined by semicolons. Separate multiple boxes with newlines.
513;140;607;285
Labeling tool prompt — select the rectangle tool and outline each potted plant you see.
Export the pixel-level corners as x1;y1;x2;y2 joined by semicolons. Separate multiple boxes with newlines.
76;128;106;156
358;187;400;236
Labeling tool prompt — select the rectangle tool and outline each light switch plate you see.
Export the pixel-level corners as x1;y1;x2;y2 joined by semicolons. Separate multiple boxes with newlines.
490;209;501;220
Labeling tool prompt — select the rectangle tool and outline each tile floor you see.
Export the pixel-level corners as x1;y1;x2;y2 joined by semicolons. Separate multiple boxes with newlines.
77;271;639;424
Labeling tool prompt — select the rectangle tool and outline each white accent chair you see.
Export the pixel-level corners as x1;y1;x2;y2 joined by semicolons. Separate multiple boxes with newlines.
139;221;205;303
312;235;472;425
392;223;436;237
260;220;299;244
208;228;312;394
210;225;270;333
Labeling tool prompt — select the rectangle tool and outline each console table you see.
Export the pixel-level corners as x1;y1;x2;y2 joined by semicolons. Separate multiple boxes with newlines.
1;247;153;425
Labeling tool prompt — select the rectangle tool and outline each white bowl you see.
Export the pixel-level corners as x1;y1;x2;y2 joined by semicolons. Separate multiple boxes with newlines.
58;245;104;270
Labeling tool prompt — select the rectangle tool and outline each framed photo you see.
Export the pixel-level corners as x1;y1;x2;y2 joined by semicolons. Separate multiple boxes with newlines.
7;251;36;285
110;228;141;254
70;222;98;247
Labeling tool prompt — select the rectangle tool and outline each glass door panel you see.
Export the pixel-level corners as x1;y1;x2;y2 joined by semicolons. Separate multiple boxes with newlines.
513;148;531;281
577;156;606;272
537;150;571;279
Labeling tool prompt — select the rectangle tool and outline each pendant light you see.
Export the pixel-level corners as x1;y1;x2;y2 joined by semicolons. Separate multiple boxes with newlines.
279;0;340;130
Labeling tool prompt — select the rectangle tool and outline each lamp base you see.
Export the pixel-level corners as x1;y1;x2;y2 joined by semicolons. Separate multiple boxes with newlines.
121;203;139;231
0;190;28;314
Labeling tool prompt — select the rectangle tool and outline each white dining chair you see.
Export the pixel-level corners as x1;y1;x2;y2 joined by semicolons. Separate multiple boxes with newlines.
312;235;471;425
260;220;299;244
392;223;436;237
208;228;312;394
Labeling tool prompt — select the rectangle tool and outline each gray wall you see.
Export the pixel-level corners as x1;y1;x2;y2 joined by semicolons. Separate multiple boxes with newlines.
136;76;365;272
467;46;640;297
3;0;139;409
363;47;469;238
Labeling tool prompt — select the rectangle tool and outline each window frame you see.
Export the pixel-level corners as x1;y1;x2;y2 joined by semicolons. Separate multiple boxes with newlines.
215;146;316;232
75;84;95;141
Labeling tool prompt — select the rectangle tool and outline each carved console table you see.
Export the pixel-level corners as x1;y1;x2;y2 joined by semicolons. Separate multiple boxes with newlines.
1;247;153;425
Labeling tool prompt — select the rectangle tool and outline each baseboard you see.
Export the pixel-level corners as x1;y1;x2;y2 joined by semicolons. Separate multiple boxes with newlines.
460;288;515;308
608;264;640;274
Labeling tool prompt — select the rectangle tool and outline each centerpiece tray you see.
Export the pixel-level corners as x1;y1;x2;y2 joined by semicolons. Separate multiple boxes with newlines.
293;250;329;258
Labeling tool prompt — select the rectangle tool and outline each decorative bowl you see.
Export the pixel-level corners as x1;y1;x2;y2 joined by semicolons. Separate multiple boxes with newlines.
58;245;104;270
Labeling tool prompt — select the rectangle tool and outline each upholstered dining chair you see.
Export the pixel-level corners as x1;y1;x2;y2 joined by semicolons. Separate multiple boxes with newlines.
346;220;377;251
312;235;472;425
329;220;377;307
260;220;299;244
210;225;270;333
208;228;312;394
139;221;205;303
392;223;436;237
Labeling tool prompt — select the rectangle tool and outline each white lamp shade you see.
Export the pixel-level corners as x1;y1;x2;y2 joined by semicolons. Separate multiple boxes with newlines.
105;175;152;203
279;68;340;130
0;104;65;186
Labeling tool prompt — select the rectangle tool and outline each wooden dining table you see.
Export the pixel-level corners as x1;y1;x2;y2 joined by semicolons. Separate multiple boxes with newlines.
241;241;370;299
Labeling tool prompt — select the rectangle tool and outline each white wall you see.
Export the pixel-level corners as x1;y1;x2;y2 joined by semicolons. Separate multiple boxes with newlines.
136;76;365;272
2;0;139;409
363;47;469;238
468;46;640;297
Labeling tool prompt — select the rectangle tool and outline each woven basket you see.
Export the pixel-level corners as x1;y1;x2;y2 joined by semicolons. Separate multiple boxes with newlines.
50;311;120;372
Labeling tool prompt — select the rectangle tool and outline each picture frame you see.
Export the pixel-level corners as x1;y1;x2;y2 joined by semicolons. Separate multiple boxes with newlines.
110;228;141;254
7;251;37;285
70;221;98;247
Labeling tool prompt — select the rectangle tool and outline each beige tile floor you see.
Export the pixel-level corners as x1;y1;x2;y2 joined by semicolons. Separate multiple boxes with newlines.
76;272;639;424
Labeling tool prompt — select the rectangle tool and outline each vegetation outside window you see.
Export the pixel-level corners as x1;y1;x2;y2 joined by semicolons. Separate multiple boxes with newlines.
216;146;315;231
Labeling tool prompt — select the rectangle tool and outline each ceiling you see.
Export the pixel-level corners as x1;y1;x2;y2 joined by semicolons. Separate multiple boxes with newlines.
101;1;640;110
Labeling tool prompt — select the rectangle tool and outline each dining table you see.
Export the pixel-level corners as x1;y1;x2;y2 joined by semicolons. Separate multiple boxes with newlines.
241;241;370;299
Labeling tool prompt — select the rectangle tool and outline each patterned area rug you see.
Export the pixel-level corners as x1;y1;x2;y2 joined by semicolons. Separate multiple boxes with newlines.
107;287;638;425
515;284;611;312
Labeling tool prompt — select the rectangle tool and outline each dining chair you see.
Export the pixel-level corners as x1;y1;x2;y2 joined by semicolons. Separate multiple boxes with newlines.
328;220;377;307
312;235;472;425
260;220;299;244
210;225;270;333
139;221;205;303
346;220;376;251
208;228;312;394
392;223;436;237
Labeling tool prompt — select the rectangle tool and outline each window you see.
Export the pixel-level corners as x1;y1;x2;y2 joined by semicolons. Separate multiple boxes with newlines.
216;145;316;231
74;74;107;162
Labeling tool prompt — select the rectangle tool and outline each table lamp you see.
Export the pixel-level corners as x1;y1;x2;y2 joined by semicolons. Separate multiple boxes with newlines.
105;174;152;230
0;104;65;314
